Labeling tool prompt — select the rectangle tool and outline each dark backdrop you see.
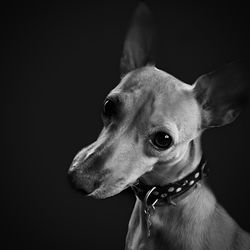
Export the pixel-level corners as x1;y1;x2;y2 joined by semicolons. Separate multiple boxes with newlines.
2;1;250;249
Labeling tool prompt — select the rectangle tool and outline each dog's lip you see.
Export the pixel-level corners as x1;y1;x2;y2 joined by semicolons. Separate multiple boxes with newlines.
88;179;135;198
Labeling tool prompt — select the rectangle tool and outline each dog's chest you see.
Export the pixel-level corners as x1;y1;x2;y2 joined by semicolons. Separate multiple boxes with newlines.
126;224;174;250
125;227;157;250
126;204;167;250
125;201;200;250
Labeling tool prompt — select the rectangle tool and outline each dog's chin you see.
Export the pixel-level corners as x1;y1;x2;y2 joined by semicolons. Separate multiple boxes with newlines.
88;182;130;199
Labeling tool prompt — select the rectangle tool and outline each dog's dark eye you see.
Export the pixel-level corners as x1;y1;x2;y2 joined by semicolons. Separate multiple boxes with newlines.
103;98;116;117
150;131;172;150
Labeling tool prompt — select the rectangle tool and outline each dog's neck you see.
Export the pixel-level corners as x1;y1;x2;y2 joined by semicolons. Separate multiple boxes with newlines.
135;138;216;246
141;138;203;187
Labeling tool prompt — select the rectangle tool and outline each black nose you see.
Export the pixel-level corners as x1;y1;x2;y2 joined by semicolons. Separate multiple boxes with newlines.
67;168;90;196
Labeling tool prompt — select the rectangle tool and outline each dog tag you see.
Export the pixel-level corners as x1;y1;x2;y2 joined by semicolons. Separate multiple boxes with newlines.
144;206;154;237
145;208;152;237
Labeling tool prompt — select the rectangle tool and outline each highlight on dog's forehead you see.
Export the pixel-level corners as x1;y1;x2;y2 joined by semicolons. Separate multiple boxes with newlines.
118;66;193;93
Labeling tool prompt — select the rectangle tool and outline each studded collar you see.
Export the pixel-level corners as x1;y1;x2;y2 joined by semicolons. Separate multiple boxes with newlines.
131;156;209;208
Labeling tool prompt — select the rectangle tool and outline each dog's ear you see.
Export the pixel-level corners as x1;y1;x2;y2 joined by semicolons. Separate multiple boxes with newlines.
120;3;155;75
194;60;250;128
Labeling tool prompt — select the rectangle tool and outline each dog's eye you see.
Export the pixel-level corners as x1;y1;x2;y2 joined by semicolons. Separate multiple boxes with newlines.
103;98;116;117
150;131;172;150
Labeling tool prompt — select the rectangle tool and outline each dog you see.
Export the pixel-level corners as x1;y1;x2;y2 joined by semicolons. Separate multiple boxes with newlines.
68;4;250;250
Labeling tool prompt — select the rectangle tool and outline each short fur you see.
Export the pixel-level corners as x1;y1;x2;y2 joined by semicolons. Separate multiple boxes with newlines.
68;4;250;250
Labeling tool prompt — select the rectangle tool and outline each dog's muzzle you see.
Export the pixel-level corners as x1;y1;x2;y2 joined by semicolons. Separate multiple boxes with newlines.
67;161;101;195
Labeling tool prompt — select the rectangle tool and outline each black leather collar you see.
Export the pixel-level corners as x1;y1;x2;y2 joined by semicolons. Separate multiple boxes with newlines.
131;156;209;208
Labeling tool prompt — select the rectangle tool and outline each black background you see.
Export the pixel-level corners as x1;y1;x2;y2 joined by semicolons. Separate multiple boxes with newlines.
2;1;250;249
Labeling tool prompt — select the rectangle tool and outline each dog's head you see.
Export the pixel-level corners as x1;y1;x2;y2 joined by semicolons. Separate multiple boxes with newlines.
68;4;249;199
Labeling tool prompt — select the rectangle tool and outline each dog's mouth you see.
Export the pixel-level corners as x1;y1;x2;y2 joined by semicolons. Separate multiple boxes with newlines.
88;182;126;199
87;177;139;199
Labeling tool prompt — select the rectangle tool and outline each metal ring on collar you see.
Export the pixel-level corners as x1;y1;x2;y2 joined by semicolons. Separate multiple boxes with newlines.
144;186;159;209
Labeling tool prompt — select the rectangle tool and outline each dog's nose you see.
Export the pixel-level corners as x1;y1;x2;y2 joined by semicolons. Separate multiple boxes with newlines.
67;167;90;196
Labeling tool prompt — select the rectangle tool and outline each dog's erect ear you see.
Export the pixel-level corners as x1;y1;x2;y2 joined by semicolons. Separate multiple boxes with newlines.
120;3;155;75
194;60;250;128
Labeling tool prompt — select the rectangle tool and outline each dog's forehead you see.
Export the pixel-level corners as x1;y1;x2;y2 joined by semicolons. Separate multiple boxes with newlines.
114;66;193;97
111;67;195;113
